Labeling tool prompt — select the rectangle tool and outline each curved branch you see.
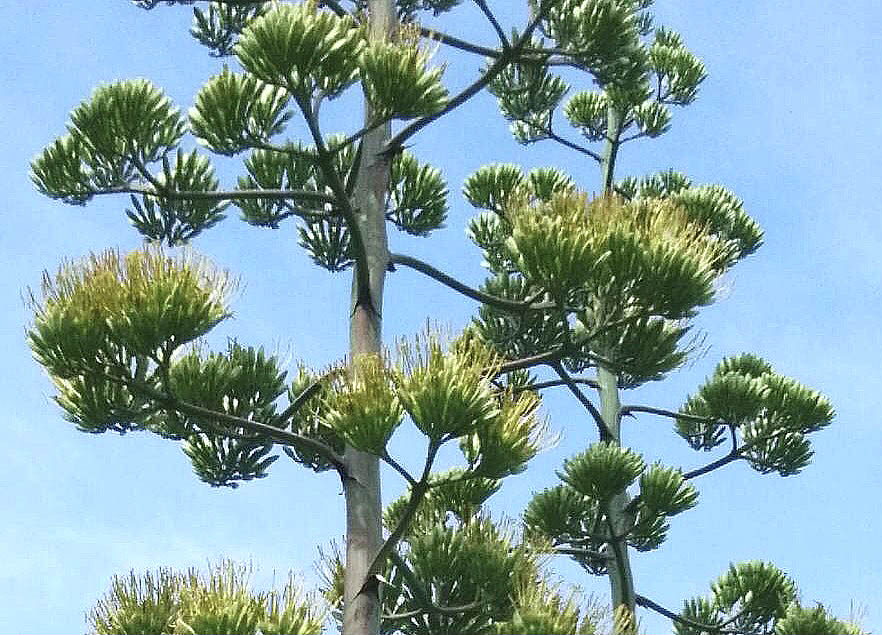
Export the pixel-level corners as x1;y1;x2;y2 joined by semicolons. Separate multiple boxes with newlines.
553;546;606;560
521;121;603;162
381;450;418;488
296;95;374;307
508;377;600;393
389;253;560;312
317;0;349;16
550;361;610;440
495;346;569;376
384;1;553;154
621;405;723;426
365;441;440;586
115;374;347;476
684;426;803;481
635;594;750;635
473;0;509;47
420;27;500;57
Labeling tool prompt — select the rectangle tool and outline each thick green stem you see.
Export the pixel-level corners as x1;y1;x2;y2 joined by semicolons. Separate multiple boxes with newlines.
598;104;636;630
342;3;395;635
598;365;636;625
601;106;625;192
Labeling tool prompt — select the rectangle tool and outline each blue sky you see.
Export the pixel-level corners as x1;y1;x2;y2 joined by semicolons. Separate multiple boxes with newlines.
2;1;880;633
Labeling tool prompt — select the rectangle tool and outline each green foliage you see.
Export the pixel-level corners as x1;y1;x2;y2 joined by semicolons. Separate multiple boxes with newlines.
507;192;726;316
31;1;846;633
527;447;698;563
30;78;230;245
324;510;599;635
387;151;448;236
565;91;609;141
775;603;862;635
648;27;707;105
532;0;647;86
676;561;797;635
484;1;706;151
322;354;404;455
28;248;232;380
394;332;500;441
235;2;364;101
677;354;834;475
488;50;569;143
282;366;346;473
384;468;501;536
89;562;324;635
628;464;697;551
168;342;288;487
524;484;607;573
360;27;448;120
459;387;547;478
127;149;227;244
494;581;597;634
31;79;184;196
191;2;270;58
236;138;355;269
389;0;464;21
190;67;292;156
560;442;645;502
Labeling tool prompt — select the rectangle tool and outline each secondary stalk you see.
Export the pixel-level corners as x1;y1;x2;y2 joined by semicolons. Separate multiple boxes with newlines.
343;2;395;635
598;104;636;630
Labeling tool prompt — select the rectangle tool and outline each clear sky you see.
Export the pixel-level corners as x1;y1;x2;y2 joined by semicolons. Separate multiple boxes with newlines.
2;2;879;633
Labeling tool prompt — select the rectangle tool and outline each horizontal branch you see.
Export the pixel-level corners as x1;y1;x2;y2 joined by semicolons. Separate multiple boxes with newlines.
526;121;603;162
553;546;606;560
621;404;722;426
495;346;570;376
509;377;600;393
118;185;338;205
115;374;347;475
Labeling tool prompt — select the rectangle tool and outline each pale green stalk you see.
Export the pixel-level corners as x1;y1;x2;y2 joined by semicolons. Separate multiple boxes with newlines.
598;104;636;630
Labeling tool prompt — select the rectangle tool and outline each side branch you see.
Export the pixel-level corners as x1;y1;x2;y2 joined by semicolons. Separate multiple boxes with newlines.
683;427;797;480
118;375;347;475
388;253;558;312
296;96;374;309
635;594;749;635
495;347;570;376
473;0;509;47
621;405;723;426
276;374;337;425
550;361;611;440
384;1;553;153
508;377;600;393
365;442;441;585
384;551;483;619
96;185;337;206
420;27;500;57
